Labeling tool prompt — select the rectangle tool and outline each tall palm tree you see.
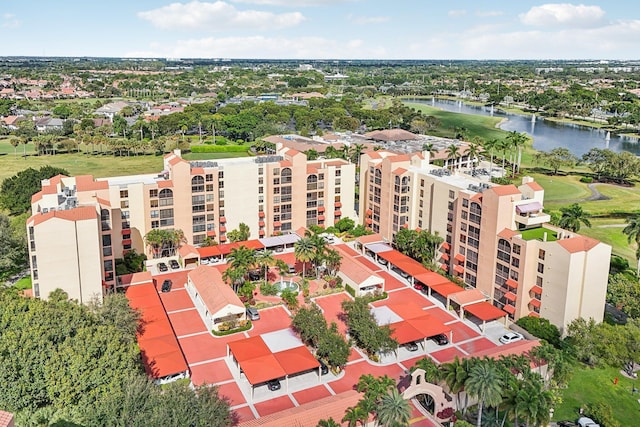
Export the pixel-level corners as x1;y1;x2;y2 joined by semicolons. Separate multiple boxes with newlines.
623;213;640;275
350;143;365;165
483;138;499;175
506;131;528;175
558;203;592;232
294;237;315;278
465;359;504;427
465;142;481;174
376;388;411;427
413;357;441;384
446;144;460;170
324;248;342;276
441;356;470;413
317;418;340;427
422;142;437;162
224;245;256;288
255;249;275;281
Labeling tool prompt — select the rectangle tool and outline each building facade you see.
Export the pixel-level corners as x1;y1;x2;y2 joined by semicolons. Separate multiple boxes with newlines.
27;145;356;302
358;150;610;331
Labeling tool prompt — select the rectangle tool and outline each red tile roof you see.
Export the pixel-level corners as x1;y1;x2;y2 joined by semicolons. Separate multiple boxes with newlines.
188;266;244;315
556;235;600;253
31;206;97;226
158;180;173;188
525;181;544;191
491;184;521;196
75;175;109;191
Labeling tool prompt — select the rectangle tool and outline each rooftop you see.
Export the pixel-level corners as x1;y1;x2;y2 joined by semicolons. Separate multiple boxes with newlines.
519;227;558;242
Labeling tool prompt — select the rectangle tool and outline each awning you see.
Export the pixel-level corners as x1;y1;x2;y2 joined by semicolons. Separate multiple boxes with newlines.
365;218;372;224
464;301;507;321
503;304;516;315
273;346;320;376
365;242;393;254
390;314;450;345
122;239;132;245
259;211;265;218
219;226;226;233
242;354;286;385
318;206;325;212
516;201;543;214
439;263;449;271
414;271;450;287
207;230;216;237
529;299;541;308
440;253;450;261
505;279;518;289
318;215;325;221
259;230;265;236
259;221;265;227
441;242;450;251
431;282;464;298
219;216;226;223
528;312;540;318
335;202;342;208
453;264;464;274
377;250;430;276
450;288;486;306
273;221;282;227
121;229;131;235
504;292;516;302
334;210;342;217
366;209;372;215
530;285;542;294
454;253;465;263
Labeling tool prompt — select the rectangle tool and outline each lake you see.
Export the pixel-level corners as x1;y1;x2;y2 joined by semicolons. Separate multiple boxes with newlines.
409;98;640;157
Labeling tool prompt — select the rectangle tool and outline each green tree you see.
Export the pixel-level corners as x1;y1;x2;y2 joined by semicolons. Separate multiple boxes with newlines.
227;222;251;242
464;359;504;427
376;388;411;427
441;356;471;412
506;131;527;175
0;166;70;215
515;316;561;347
317;418;341;427
607;273;640;317
0;212;28;280
143;229;185;259
342;405;367;427
294;237;315;278
622;214;640;274
255;249;275;281
539;147;577;175
557;203;591;232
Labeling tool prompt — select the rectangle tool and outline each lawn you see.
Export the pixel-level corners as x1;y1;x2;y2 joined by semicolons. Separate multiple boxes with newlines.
0;140;251;183
579;218;637;263
520;227;558;242
523;173;592;202
14;276;32;290
554;365;640;426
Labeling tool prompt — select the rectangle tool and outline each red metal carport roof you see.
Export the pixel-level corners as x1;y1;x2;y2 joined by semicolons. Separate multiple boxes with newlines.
430;282;465;298
228;336;271;362
274;346;320;376
414;271;450;287
198;245;222;258
390;322;424;345
464;301;507;321
390;313;450;345
125;283;188;379
241;354;287;385
377;250;428;277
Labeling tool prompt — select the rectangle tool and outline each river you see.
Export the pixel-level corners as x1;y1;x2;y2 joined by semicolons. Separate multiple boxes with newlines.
408;98;640;157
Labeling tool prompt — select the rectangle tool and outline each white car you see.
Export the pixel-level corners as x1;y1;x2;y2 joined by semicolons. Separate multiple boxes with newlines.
499;332;524;344
577;417;600;427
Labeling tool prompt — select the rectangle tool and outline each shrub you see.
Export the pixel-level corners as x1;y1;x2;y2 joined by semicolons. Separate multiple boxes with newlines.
437;407;455;419
260;282;279;296
491;176;511;185
345;284;356;297
212;320;252;336
585;402;619;427
580;176;593;183
515;316;561;347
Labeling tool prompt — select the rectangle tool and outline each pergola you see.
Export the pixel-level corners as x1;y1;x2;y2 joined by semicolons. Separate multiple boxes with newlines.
227;336;320;400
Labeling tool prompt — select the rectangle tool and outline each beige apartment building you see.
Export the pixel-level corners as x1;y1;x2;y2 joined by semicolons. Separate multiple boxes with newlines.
359;150;610;331
27;145;356;302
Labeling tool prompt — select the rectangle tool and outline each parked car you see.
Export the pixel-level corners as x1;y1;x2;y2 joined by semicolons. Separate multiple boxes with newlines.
499;332;524;344
288;264;296;274
577;417;600;427
430;333;449;346
246;307;260;321
405;341;419;352
169;259;180;270
248;270;261;281
557;421;577;427
161;279;172;293
266;379;281;391
318;359;328;375
158;262;168;272
413;283;424;291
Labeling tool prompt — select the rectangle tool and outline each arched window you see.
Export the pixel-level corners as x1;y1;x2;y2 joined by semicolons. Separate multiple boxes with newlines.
191;176;204;192
100;209;110;221
281;167;292;184
497;239;511;263
307;174;318;190
159;189;173;206
469;202;482;224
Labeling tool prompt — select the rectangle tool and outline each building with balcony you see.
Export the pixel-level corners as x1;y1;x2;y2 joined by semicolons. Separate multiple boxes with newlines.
27;145;356;302
358;150;610;332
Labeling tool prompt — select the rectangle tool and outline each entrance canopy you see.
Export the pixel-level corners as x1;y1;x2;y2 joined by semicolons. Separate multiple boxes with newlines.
464;301;507;321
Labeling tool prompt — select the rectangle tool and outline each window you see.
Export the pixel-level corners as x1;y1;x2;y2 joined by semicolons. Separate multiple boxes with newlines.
102;235;112;247
469;202;482;224
120;200;129;209
511;257;520;268
449;190;455;199
536;276;543;286
104;260;113;272
513;244;521;255
150;200;158;208
218;171;224;179
335;169;341;177
537;263;544;274
120;190;128;198
538;249;546;260
206;174;214;182
159;189;173;206
150;210;159;218
462;198;469;208
149;189;158;198
160;209;174;219
192;176;204;192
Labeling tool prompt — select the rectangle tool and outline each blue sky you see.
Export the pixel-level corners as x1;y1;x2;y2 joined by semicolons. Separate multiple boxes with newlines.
1;1;638;59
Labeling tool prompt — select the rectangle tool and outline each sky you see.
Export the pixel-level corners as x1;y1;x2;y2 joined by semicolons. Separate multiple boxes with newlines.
1;1;639;60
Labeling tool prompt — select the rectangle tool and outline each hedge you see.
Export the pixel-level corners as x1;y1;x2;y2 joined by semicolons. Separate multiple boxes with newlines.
212;320;252;336
191;145;249;153
345;284;356;297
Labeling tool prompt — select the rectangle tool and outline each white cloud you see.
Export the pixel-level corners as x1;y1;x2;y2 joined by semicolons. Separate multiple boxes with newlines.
519;3;606;28
448;9;467;18
232;0;351;5
347;14;389;25
2;13;21;29
125;35;387;59
476;10;504;18
138;1;305;31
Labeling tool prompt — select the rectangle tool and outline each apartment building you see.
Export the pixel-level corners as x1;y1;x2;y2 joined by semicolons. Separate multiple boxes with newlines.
27;145;356;302
359;150;610;331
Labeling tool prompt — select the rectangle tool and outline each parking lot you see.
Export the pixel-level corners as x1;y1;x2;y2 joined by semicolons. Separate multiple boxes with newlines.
149;250;514;424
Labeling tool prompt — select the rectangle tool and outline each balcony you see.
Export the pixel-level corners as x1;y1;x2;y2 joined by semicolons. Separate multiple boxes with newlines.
514;202;551;227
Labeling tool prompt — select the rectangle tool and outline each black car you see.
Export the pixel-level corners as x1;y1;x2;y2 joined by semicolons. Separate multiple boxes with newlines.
158;262;168;272
318;359;329;375
169;259;180;270
161;279;172;293
430;333;449;346
405;341;419;352
248;270;261;281
266;379;281;391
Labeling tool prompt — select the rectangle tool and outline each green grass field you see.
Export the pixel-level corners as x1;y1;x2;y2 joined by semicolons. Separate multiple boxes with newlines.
14;276;32;290
554;365;640;425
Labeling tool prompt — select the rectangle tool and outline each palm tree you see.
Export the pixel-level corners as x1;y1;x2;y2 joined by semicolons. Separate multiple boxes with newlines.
506;131;528;175
413;357;441;384
497;139;510;172
376;388;411;427
8;136;19;156
422;142;437;162
294;237;315;278
483;138;499;174
465;359;504;427
317;418;340;427
255;249;275;282
558;203;592;232
441;356;470;412
623;213;640;275
224;245;256;288
446;144;460;170
349;143;365;165
342;405;367;427
324;249;342;276
465;142;481;174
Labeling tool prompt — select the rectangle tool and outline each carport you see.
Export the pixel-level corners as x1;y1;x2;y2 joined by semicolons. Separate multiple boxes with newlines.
364;242;393;261
227;336;320;401
414;271;451;295
429;281;466;303
259;234;300;251
376;250;429;284
462;301;508;332
389;313;451;356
